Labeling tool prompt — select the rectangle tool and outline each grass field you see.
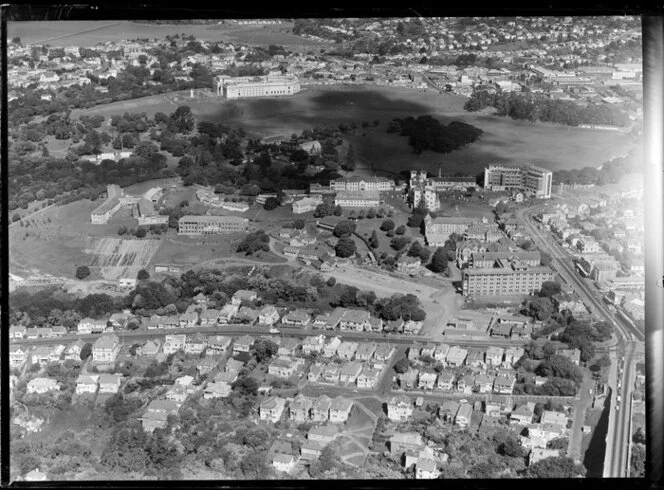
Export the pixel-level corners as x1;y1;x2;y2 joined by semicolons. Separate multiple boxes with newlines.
148;234;243;270
9;20;323;49
88;238;162;280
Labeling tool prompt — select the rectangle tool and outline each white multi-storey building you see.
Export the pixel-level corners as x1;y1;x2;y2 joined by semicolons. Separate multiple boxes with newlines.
215;72;301;99
483;164;552;199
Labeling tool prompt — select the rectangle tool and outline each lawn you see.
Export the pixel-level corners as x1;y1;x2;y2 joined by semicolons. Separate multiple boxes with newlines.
148;233;243;270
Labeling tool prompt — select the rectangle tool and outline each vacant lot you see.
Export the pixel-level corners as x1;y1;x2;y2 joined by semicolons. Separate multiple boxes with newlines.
149;234;243;270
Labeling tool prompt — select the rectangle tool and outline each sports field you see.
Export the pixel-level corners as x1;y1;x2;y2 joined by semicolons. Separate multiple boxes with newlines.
88;238;162;281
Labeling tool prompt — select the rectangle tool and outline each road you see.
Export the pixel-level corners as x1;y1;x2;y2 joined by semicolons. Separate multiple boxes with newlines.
516;203;644;476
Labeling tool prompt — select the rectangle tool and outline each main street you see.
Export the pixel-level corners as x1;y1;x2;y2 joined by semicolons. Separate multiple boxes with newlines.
516;203;644;477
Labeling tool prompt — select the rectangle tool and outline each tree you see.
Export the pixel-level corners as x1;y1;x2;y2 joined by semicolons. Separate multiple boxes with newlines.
326;277;336;287
170;105;195;134
539;281;561;298
80;343;93;361
333;220;356;238
137;269;150;281
135;228;147;238
407;241;423;257
429;247;449;273
12;213;20;223
252;339;279;363
75;265;90;280
313;202;333;218
407;213;424;228
335;237;357;258
395;225;406;235
380;219;395;232
368;230;379;249
293;218;305;229
526;456;586;478
263;197;279;210
631;443;645;477
232;376;258;396
394;358;410;373
390;236;410;251
540;251;553;266
343;144;356;171
333;205;343;216
366;208;376;219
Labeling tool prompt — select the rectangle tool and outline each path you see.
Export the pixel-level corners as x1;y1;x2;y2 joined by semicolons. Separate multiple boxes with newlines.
8;203;57;228
567;371;595;462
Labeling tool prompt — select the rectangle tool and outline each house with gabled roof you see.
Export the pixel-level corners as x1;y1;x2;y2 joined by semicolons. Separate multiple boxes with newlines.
99;373;123;394
455;403;473;428
179;311;199;328
457;375;475;394
416;456;439;479
374;344;396;361
64;340;85;361
218;303;239;324
272;453;297;473
329;397;354;423
258;305;280;326
163;334;187;355
232;289;258;306
233;335;255;354
49;344;65;363
206;335;231;354
10;346;27;367
354;342;377;361
311;395;333;422
339;361;363;384
185;333;207;354
434;343;450;362
336;341;358;360
308;363;325;382
493;374;516;394
357;366;381;389
466;347;487;369
438;400;461;423
197;356;218;375
281;309;311;327
510;402;535;426
387;395;413;421
204;381;231;399
446;346;468;367
418;368;438;390
436;371;455;392
390;432;423;457
302;335;326;355
139;339;161;357
289;394;314;422
308;424;338;444
385;318;405;333
76;374;99;394
485;346;504;366
322;337;342;357
32;346;52;366
259;396;287;423
92;333;121;364
200;308;221;326
475;374;495;394
339;309;370;331
322;364;341;383
277;337;301;357
269;356;299;378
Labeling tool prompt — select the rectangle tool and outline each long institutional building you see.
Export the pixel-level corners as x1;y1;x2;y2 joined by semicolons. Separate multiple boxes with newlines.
483;164;553;199
215;72;301;100
331;176;395;208
178;215;249;235
409;170;477;211
91;184;167;225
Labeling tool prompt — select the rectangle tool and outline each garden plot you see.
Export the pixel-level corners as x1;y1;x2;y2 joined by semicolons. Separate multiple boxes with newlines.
87;238;162;281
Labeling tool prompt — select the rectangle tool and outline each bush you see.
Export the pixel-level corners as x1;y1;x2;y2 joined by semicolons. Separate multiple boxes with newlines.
12;213;21;222
395;225;406;235
137;269;150;281
335;237;356;258
135;228;147;238
326;277;336;287
75;265;90;280
380;219;395;232
263;197;279;210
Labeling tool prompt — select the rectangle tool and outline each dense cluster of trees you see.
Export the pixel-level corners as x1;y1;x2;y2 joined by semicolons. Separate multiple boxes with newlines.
552;150;641;186
513;341;584;396
236;230;270;256
464;88;631;127
387;115;483;154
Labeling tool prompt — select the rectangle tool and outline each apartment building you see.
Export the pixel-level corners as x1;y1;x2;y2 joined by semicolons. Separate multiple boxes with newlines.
463;263;556;297
483;164;552;199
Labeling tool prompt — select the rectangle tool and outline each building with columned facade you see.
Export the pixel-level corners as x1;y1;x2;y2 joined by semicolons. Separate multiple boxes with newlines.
215;72;301;100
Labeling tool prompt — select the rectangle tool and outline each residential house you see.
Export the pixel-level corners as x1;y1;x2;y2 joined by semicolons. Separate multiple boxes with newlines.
258;305;281;326
390;432;423;457
10;346;27;367
408;347;421;361
259;396;287;423
307;363;325;382
529;448;561;466
51;326;68;337
466;348;487;369
179;311;199;328
374;344;396;362
339;361;363;384
185;333;207;354
475;374;495;394
218;303;239;324
387;395;413;421
385;319;405;333
49;345;65;363
75;374;99;394
418;369;438;390
302;335;326;355
322;337;342;357
99;373;122;394
204;382;231;399
281;309;311;327
420;343;436;358
197;356;218;375
504;347;525;368
289;394;314;422
37;327;53;338
308;424;338;445
32;346;52;366
200;308;220;326
27;377;60;394
163;334;187;355
439;400;461;423
140;399;182;433
540;410;568;429
404;321;423;335
277;337;300;357
454;403;473;428
234;306;260;324
25;328;39;340
485;346;504;367
272;453;297;473
233;335;255;354
269;356;298;378
310;395;333;422
436;372;455;392
396;255;421;275
493;375;516;394
354;343;377;361
457;375;475;394
357;367;382;389
399;368;419;389
416;456;439;479
367;317;384;332
336;341;359;360
64;340;85;361
446;346;468;367
9;325;26;339
206;335;231;354
232;289;258;306
329;397;354;423
139;339;161;357
338;309;370;331
301;440;325;460
91;333;121;364
510;403;535;426
322;364;341;383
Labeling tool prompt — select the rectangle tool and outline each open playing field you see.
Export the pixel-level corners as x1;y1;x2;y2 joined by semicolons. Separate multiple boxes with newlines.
9;20;323;49
87;237;162;280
